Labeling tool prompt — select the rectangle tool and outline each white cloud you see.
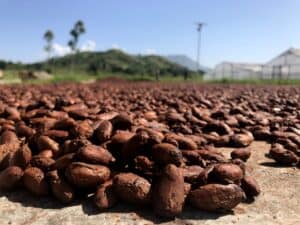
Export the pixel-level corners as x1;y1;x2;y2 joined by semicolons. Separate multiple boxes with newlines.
80;40;96;52
52;40;96;56
52;43;71;56
144;48;157;55
111;44;126;52
111;44;120;49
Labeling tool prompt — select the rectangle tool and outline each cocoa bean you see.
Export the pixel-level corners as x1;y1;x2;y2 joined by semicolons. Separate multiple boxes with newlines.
152;164;185;218
188;184;246;211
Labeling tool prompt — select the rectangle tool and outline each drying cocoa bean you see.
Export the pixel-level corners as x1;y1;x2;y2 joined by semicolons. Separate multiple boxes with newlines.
241;175;260;198
231;148;251;162
23;167;49;196
52;153;75;170
94;120;113;143
152;143;183;166
11;143;32;168
152;164;185;218
0;166;23;190
111;114;133;130
230;133;254;147
113;172;151;205
212;163;244;184
269;144;299;165
30;156;55;171
94;180;117;210
47;170;75;204
181;165;204;184
77;144;115;165
0;130;19;144
188;184;246;211
65;162;110;188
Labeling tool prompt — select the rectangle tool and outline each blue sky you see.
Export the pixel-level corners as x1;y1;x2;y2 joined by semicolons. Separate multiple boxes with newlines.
0;0;300;67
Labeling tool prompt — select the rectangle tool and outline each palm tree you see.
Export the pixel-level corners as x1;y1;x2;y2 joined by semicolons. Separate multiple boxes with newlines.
43;30;54;61
68;20;86;74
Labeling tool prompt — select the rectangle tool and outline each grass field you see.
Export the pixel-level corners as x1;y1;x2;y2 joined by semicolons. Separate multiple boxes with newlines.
1;69;300;85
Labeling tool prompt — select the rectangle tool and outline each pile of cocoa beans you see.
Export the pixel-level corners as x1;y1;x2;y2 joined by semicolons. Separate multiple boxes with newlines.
0;82;298;219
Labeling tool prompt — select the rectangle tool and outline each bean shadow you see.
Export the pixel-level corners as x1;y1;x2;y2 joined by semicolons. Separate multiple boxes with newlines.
260;161;294;168
81;196;227;224
0;189;81;210
2;189;228;223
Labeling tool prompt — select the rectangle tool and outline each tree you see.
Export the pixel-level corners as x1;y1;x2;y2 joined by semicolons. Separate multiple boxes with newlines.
68;20;86;74
0;60;6;70
183;68;189;81
68;20;85;53
43;30;54;61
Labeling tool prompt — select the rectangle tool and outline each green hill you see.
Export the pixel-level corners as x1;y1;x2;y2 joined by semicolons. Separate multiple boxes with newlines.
26;49;198;77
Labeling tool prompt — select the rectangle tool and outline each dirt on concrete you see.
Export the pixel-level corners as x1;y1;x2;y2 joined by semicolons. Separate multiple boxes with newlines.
0;141;299;225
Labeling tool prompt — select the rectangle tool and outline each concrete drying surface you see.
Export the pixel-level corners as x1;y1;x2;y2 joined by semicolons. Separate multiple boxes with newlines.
0;141;299;225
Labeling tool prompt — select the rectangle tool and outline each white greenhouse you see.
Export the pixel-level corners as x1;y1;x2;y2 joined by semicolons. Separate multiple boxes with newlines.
204;47;300;80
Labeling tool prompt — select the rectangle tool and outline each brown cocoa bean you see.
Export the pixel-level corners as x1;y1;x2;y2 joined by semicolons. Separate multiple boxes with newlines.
77;144;115;165
0;166;23;190
212;163;244;184
152;143;183;166
23;167;49;196
94;120;113;143
47;170;75;204
231;148;251;162
188;184;246;211
113;172;151;205
65;162;110;188
31;156;55;171
153;164;185;218
52;153;75;170
94;180;117;210
241;175;260;198
11;143;32;168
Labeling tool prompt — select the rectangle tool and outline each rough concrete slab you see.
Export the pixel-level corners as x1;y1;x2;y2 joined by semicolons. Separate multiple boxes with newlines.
0;141;299;225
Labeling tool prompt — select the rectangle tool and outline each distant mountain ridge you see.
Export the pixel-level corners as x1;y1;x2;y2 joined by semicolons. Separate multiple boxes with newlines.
164;54;210;72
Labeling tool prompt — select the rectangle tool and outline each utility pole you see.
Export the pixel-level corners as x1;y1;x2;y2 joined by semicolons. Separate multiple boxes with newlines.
195;22;206;72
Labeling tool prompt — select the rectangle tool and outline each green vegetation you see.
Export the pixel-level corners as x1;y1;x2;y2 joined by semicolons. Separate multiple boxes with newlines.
2;68;300;85
25;49;201;80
